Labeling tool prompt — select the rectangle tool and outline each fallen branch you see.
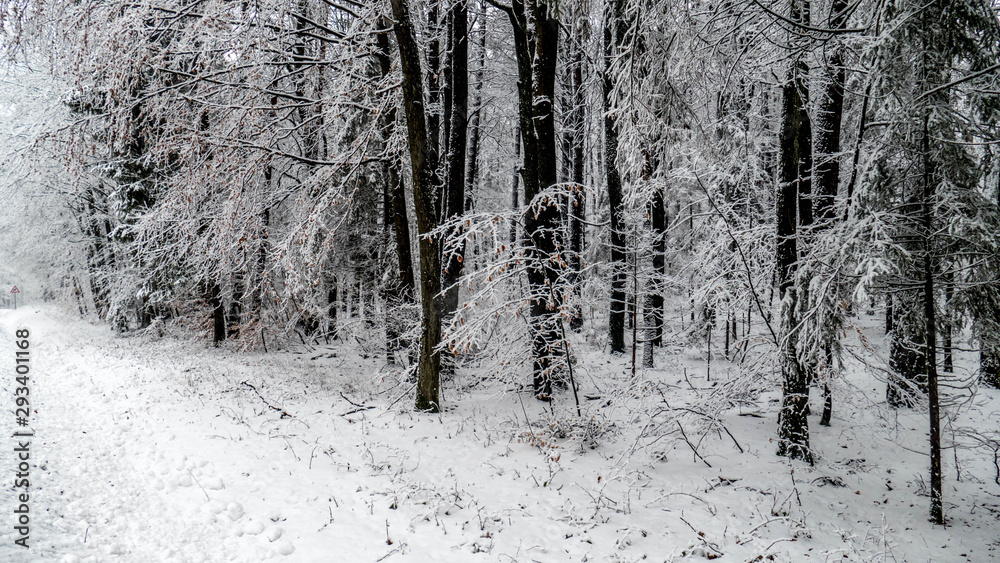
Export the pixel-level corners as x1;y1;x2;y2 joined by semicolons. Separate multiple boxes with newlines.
340;391;372;410
677;420;712;468
241;381;293;419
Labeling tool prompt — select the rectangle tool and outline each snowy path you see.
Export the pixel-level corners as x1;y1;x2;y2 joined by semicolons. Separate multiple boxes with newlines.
0;307;296;562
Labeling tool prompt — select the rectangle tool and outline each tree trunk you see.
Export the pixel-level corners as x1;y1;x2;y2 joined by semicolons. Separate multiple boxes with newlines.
651;187;666;345
526;0;562;399
942;271;953;373
604;0;627;355
426;0;442;193
390;0;443;412
775;0;812;463
375;20;415;362
921;110;943;525
812;0;848;427
442;0;469;323
567;6;588;333
210;282;226;346
465;17;486;211
510;124;521;245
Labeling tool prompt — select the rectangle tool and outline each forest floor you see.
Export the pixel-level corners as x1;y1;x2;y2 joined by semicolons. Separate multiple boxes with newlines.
0;304;998;562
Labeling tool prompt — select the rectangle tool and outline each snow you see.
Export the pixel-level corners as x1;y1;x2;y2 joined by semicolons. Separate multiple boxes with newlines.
1;304;998;562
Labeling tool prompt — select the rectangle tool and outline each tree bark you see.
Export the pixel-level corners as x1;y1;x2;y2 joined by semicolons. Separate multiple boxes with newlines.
526;0;561;399
650;187;666;345
442;0;469;323
511;124;521;245
465;17;486;211
375;20;416;362
210;282;226;345
775;0;813;463
502;0;562;399
390;0;443;412
604;0;627;355
921;110;943;525
567;6;588;333
813;0;848;427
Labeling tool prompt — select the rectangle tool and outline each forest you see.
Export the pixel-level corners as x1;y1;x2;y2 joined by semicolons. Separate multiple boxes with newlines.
2;0;1000;560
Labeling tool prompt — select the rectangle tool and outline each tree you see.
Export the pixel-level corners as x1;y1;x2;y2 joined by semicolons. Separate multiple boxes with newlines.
774;0;813;463
603;0;628;355
442;0;470;324
489;0;563;399
390;0;445;411
856;0;1000;523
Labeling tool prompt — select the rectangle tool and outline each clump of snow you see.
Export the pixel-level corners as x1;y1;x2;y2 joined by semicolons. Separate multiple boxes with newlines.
226;502;245;521
273;538;296;556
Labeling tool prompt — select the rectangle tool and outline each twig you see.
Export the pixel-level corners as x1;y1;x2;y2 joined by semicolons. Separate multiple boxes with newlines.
677;420;712;467
339;392;375;416
559;319;581;417
339;391;367;408
517;392;544;454
379;381;417;415
186;468;212;501
738;517;790;544
241;381;293;418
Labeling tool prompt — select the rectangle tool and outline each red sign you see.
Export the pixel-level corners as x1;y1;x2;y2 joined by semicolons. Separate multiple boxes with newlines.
10;286;19;294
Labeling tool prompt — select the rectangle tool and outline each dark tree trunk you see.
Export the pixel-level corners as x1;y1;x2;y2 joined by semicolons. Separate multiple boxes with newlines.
391;170;415;296
442;0;469;323
442;9;453;161
775;0;813;464
812;0;848;427
426;0;442;191
390;0;443;412
814;0;846;227
604;0;627;355
942;271;954;373
211;282;226;346
921;111;943;525
527;0;561;399
511;124;521;245
651;187;666;345
375;20;415;362
567;7;588;333
465;18;486;211
502;0;562;399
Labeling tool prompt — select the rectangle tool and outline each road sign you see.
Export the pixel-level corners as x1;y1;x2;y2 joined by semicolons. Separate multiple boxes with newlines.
10;286;19;294
10;286;17;310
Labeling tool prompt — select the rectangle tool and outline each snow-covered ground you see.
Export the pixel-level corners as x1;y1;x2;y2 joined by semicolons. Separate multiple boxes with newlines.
1;304;998;562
